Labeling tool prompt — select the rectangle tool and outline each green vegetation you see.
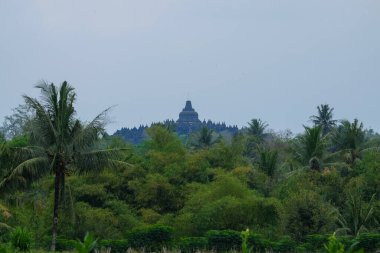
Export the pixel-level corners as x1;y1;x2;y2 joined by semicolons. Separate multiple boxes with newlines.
1;85;380;252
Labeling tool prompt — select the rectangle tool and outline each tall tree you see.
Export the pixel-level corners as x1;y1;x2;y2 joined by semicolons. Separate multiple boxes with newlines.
1;104;33;140
310;104;337;136
194;126;214;148
257;147;278;178
0;81;123;251
247;118;268;142
294;125;327;170
333;119;365;164
337;192;378;236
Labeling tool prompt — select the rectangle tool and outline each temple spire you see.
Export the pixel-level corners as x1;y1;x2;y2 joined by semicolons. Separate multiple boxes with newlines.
176;100;201;135
184;100;194;111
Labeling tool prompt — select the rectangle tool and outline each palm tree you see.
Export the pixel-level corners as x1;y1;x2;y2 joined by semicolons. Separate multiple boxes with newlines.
310;104;337;136
257;147;278;177
336;192;378;236
0;81;124;251
332;119;365;164
294;125;327;170
247;118;268;142
194;126;214;148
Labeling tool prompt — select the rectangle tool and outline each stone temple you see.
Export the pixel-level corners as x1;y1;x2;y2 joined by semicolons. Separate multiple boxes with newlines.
176;100;202;135
113;100;239;144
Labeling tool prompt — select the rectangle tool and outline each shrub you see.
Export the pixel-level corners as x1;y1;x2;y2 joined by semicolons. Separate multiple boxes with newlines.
74;232;98;253
337;236;354;250
324;234;344;253
304;234;329;250
241;229;249;253
271;236;297;252
128;225;174;251
177;237;208;253
99;240;130;253
351;233;380;252
10;227;33;252
0;243;12;253
206;230;241;251
56;238;77;251
247;233;271;251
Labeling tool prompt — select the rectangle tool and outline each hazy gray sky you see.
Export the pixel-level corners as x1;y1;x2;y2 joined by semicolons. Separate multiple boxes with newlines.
1;0;379;134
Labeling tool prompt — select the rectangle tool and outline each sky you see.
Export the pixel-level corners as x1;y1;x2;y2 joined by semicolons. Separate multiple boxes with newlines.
1;0;379;134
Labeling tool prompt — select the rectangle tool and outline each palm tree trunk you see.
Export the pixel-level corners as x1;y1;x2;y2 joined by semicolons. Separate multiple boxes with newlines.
50;170;61;252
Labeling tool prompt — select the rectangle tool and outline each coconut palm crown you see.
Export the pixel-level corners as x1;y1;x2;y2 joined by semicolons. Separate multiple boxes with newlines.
310;104;337;136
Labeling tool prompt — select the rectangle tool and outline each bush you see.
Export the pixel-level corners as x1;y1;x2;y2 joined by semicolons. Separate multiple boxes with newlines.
73;232;97;253
304;234;329;250
337;235;354;250
177;237;208;253
206;230;241;251
99;240;130;253
56;238;77;251
247;233;271;251
9;227;33;252
128;225;174;251
351;233;380;252
0;243;12;253
324;234;345;253
271;236;297;252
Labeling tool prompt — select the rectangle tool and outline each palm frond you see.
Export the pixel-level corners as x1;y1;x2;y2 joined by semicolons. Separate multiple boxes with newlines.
23;95;57;146
72;107;114;151
73;148;127;173
0;157;50;191
0;222;11;230
359;146;380;154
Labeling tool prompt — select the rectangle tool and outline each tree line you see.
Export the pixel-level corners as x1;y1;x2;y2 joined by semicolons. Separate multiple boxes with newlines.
0;81;379;251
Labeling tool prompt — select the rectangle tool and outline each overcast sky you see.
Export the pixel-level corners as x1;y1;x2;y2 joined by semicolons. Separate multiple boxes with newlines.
1;0;379;134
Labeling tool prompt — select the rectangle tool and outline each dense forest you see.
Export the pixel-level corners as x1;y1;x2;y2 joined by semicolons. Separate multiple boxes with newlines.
1;82;380;252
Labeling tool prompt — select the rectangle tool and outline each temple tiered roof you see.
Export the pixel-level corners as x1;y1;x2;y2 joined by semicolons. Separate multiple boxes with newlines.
176;100;202;135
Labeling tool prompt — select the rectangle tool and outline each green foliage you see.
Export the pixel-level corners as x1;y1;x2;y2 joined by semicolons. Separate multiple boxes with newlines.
208;135;248;169
98;240;129;253
0;82;127;251
130;173;181;213
247;119;268;143
74;232;97;253
257;147;278;177
3;92;380;252
144;125;185;172
247;233;271;251
1;104;33;140
206;230;241;251
128;225;174;251
284;190;335;241
337;190;378;236
310;104;337;136
324;233;345;253
304;234;329;250
0;203;11;231
74;184;109;208
333;119;365;164
351;233;380;252
56;238;76;251
74;202;120;239
0;243;12;253
271;236;297;252
193;126;215;148
10;227;33;252
175;175;282;236
294;125;326;170
241;229;250;253
177;237;208;253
